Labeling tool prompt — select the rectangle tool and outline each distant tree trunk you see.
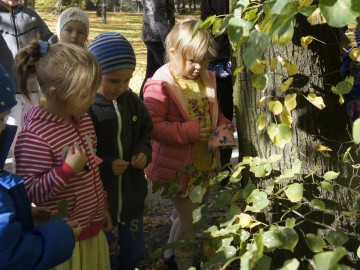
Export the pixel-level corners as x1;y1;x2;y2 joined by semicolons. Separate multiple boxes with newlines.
232;11;360;268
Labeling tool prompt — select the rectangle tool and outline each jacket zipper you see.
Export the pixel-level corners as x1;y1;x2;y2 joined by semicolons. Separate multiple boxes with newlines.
10;8;20;50
113;100;123;223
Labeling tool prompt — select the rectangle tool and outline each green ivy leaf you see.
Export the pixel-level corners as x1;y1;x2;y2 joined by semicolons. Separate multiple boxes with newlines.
331;76;354;95
228;17;253;53
285;183;303;202
285;217;296;228
272;19;294;46
323;171;339;180
357;246;360;259
54;198;68;219
305;233;325;253
279;227;298;252
326;231;349;246
200;15;216;30
319;181;333;192
278;258;300;270
243;30;271;67
189;185;206;204
245;190;270;212
312;247;348;270
267;123;292;148
311;199;326;210
263;229;283;249
252;74;269;91
292;159;302;175
319;0;360;28
352;118;360;144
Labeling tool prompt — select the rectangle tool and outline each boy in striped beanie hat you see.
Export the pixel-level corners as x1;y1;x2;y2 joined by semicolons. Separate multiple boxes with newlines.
88;32;153;270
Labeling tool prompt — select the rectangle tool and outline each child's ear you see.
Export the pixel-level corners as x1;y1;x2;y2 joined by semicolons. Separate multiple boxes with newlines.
48;87;58;97
169;48;177;56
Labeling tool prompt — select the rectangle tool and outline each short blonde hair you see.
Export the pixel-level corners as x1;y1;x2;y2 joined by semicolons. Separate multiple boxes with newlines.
165;18;218;76
16;41;102;107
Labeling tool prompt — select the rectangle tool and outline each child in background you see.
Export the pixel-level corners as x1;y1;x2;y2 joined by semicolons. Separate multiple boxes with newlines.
0;65;81;270
201;0;234;171
14;41;112;270
143;18;233;270
0;0;54;167
56;7;89;48
88;32;153;270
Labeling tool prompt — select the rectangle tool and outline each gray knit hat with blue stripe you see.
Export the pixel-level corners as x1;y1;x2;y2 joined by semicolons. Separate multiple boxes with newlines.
88;32;136;74
0;65;17;113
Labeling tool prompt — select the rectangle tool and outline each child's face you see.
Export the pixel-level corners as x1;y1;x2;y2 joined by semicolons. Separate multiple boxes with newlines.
98;69;134;100
182;56;208;80
0;0;18;7
0;110;10;135
63;91;96;118
60;21;87;47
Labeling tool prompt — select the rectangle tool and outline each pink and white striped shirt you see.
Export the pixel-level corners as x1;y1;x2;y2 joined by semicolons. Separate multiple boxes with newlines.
15;106;107;240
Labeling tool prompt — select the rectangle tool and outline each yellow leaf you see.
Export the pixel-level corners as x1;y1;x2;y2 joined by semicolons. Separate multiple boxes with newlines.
277;56;298;75
269;100;283;115
284;93;297;112
284;61;298;76
238;213;252;228
314;144;332;157
279;77;294;92
349;47;360;62
270;58;278;71
339;94;344;105
280;109;293;127
298;0;314;7
233;65;245;76
258;96;267;108
314;144;332;151
306;93;326;110
301;35;313;49
250;59;268;75
307;8;327;26
257;113;267;130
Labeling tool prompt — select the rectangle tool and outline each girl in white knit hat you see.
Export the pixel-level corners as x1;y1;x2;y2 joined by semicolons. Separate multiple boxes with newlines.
56;7;89;48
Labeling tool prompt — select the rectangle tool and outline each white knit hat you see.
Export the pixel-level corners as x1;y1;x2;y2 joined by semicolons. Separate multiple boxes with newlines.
56;7;89;37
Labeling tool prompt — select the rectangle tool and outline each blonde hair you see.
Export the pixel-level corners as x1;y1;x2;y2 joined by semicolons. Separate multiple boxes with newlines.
165;18;218;76
16;40;102;107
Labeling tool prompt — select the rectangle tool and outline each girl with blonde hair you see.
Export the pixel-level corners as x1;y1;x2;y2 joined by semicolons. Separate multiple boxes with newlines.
14;41;112;270
143;18;234;269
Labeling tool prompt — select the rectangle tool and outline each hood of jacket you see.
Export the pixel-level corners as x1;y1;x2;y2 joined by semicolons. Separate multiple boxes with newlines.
145;64;219;128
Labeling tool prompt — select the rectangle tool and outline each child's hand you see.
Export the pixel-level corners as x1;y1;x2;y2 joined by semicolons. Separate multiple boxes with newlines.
67;220;82;240
199;122;212;142
65;144;88;174
112;159;129;175
31;206;52;226
102;209;113;232
131;152;147;169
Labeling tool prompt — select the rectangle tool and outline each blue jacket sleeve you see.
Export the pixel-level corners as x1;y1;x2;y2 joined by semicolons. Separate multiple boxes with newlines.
0;180;75;270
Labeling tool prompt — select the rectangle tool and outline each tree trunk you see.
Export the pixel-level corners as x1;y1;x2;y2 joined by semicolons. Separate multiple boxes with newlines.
233;13;360;268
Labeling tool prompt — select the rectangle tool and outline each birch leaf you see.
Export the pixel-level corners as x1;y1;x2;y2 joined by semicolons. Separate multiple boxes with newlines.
269;100;283;115
280;109;293;127
306;93;326;110
279;77;294;92
301;35;313;49
252;74;268;91
250;59;268;74
257;113;267;130
270;57;278;71
258;96;267;108
284;93;297;112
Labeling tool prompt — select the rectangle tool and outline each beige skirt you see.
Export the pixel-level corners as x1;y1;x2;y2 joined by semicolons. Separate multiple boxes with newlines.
51;230;110;270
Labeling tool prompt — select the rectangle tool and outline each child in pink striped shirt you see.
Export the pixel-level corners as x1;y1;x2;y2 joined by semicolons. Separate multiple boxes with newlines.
14;40;112;270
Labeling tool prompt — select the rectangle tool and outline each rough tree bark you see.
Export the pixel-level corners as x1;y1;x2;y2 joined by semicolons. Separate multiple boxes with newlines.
232;4;360;267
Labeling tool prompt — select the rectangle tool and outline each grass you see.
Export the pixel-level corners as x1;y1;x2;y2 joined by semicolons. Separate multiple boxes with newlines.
38;10;199;93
